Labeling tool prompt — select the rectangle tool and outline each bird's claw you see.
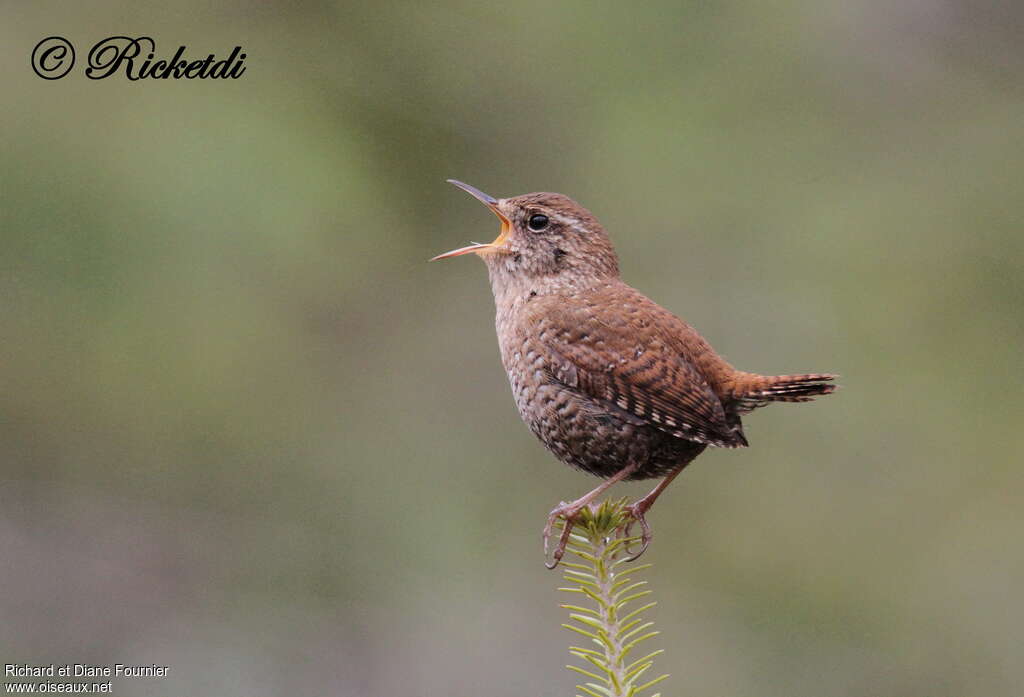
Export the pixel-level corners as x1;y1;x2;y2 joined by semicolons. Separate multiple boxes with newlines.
618;502;653;563
543;501;585;569
544;498;655;568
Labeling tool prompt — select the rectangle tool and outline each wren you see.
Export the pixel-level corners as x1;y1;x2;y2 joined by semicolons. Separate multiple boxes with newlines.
432;180;836;568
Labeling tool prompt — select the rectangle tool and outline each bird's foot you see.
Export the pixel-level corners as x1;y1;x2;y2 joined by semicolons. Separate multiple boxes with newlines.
542;500;590;569
619;500;654;563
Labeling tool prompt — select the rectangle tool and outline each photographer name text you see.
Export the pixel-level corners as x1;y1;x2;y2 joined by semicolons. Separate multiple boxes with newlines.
32;36;246;80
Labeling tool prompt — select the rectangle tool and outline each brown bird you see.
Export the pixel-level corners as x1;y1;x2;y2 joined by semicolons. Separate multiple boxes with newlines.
432;180;836;568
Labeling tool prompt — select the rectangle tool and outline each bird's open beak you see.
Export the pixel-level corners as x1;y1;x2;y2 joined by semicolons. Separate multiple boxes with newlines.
430;179;512;260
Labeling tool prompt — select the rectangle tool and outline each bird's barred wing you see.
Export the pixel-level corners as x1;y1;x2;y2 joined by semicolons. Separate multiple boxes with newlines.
527;298;745;448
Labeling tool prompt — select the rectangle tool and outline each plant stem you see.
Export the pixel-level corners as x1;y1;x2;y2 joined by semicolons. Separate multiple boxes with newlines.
559;498;668;697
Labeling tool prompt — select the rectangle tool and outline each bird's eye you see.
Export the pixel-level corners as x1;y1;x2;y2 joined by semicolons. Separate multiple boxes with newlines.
527;213;549;231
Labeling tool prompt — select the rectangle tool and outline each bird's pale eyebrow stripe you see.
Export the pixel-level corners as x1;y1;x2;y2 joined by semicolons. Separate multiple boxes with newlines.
547;212;583;228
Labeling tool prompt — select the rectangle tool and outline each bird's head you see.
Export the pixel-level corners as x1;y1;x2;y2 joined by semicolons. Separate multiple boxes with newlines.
432;180;620;287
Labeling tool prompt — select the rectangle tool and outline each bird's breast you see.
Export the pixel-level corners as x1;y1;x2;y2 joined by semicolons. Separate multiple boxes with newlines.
490;296;697;480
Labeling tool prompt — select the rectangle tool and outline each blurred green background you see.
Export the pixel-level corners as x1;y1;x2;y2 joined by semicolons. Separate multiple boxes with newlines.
3;2;1022;695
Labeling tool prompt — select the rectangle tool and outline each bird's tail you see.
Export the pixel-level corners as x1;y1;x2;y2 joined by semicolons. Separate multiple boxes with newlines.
731;372;837;410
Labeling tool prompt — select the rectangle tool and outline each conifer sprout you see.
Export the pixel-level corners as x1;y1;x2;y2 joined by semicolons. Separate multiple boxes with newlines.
558;499;669;697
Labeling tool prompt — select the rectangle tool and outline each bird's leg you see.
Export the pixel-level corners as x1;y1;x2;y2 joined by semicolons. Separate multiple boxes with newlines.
620;465;686;562
543;462;640;569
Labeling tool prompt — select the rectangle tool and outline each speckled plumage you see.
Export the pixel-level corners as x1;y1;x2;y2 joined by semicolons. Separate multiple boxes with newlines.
433;181;836;565
497;281;714;479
